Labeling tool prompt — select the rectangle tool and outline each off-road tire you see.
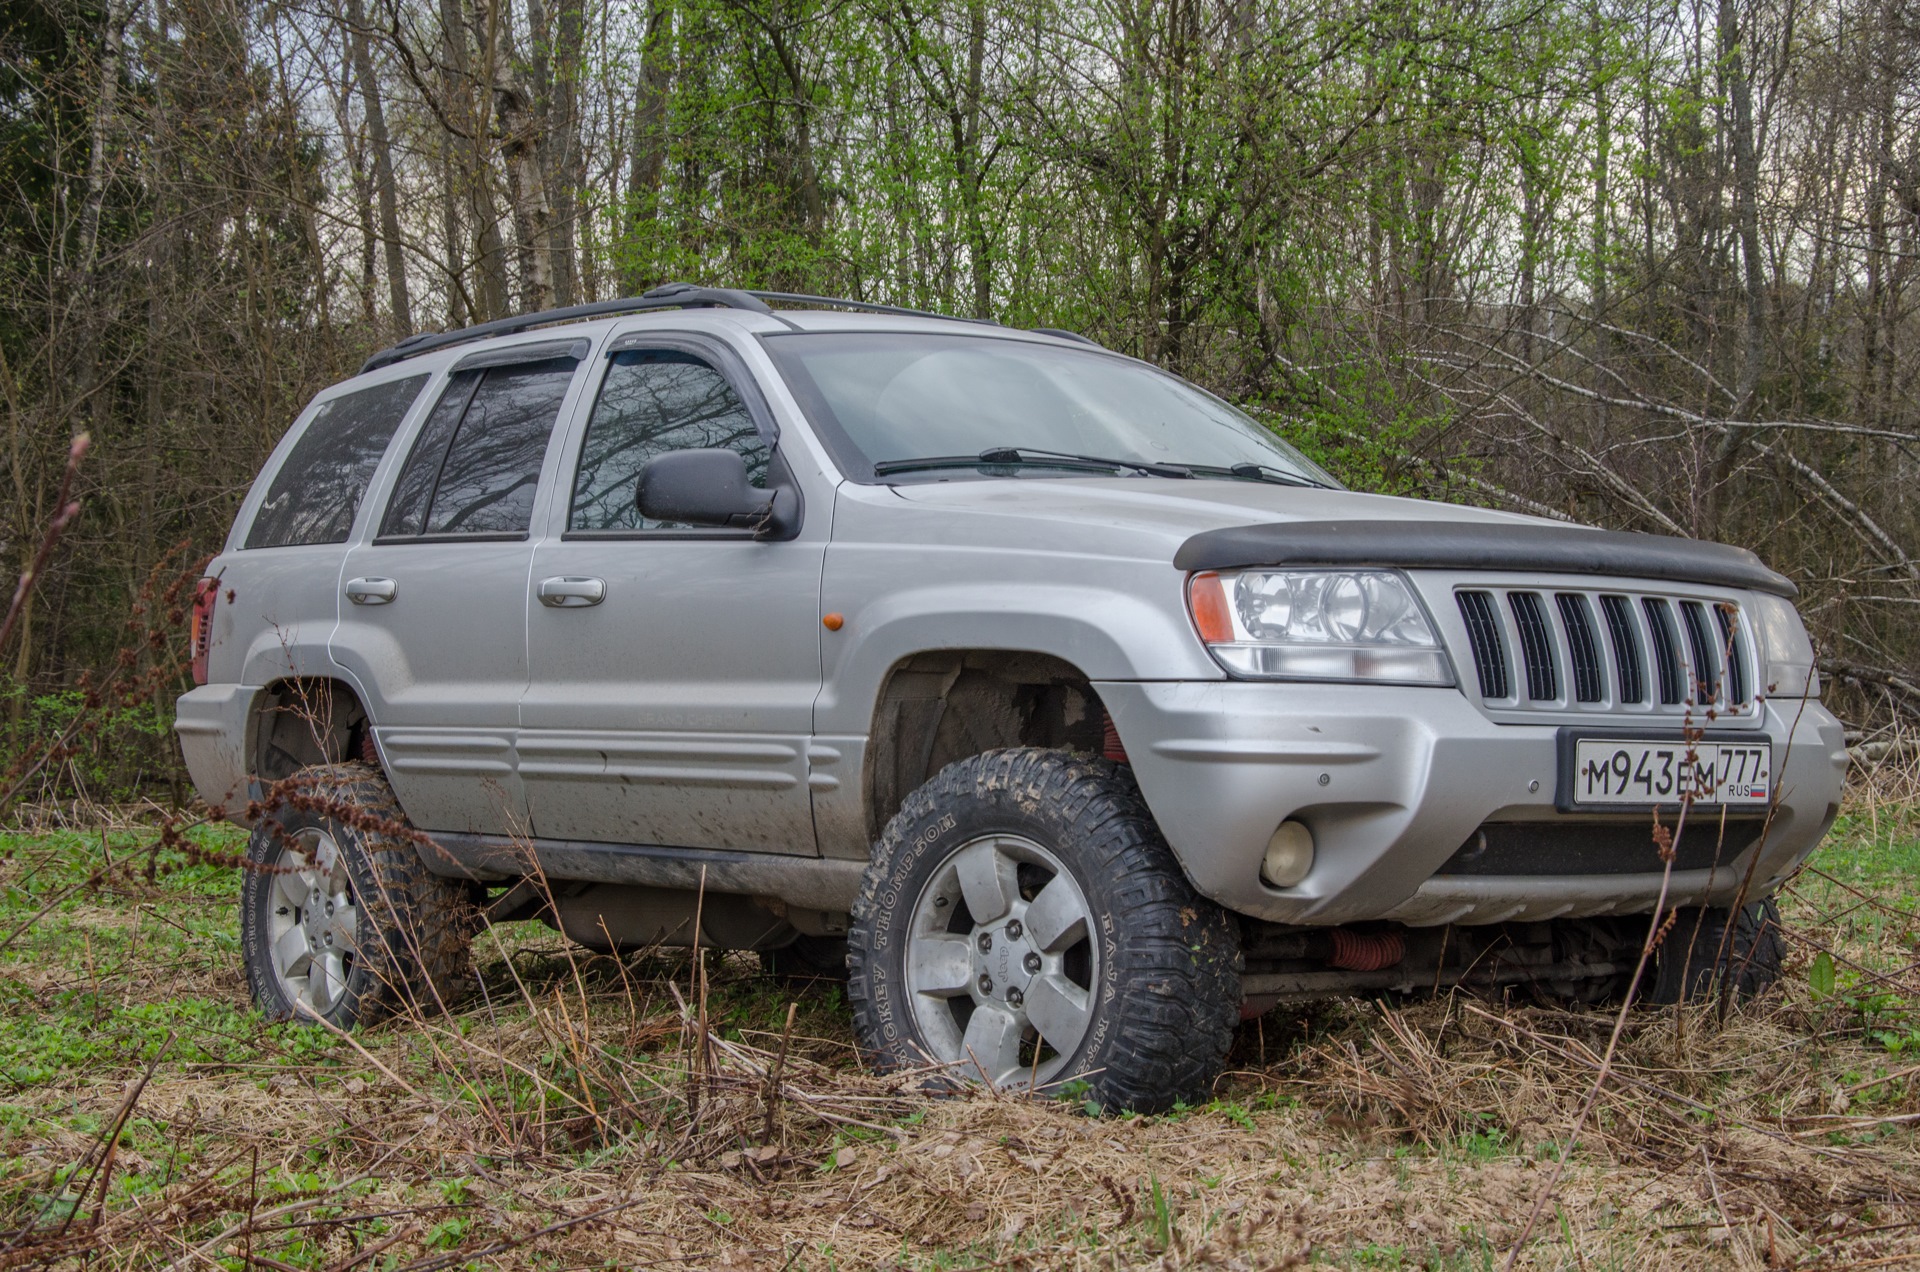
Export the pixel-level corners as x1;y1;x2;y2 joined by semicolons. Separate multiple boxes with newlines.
1648;897;1786;1005
241;763;475;1028
759;935;850;984
847;748;1241;1113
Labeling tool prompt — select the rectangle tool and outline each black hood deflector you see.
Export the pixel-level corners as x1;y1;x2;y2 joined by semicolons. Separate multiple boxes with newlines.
1173;520;1797;598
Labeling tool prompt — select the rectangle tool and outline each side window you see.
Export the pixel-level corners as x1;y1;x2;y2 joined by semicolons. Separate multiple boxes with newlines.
379;356;577;539
569;350;770;532
244;374;428;549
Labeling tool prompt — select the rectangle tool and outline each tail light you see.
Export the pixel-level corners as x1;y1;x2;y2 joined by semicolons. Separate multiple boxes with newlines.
190;577;219;685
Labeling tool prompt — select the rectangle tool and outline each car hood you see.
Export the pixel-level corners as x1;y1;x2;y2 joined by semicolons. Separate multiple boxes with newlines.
866;476;1796;596
882;475;1559;551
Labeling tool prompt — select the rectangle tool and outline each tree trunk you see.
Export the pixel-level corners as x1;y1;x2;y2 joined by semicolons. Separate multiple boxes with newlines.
622;1;671;295
545;0;585;306
345;0;412;333
444;0;509;318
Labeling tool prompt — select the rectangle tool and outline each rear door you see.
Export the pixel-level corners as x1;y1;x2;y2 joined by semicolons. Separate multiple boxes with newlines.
519;333;826;854
199;372;430;801
332;339;588;835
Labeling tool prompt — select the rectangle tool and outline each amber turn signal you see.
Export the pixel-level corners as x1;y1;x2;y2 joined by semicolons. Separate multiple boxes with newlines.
1185;571;1233;644
822;613;845;631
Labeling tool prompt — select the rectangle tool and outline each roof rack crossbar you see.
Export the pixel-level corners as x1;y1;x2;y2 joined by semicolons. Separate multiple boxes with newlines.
358;284;775;373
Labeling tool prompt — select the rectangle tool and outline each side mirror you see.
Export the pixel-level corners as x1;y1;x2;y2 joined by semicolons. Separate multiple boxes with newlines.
636;449;795;536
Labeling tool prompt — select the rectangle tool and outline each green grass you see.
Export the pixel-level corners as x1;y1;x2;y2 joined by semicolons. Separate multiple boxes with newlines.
0;810;1915;1268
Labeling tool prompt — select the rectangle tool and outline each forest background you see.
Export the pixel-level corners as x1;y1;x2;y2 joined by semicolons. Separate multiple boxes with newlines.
0;0;1915;797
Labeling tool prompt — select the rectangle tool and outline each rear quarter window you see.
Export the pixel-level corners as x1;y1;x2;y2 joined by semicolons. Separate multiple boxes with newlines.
245;374;429;549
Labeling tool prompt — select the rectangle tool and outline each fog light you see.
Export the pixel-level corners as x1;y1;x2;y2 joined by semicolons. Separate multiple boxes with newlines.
1261;820;1315;887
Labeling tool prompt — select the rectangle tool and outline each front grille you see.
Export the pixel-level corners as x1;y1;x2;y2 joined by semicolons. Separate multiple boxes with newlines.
1454;586;1757;718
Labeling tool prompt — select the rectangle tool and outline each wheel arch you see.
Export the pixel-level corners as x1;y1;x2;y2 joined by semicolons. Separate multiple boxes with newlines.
247;677;378;792
860;649;1111;841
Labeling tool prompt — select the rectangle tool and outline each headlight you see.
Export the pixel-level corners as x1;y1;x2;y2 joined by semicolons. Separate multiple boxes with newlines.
1187;569;1454;685
1748;593;1819;698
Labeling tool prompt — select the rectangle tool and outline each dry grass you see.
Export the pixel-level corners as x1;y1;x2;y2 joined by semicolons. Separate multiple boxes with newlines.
1;795;1917;1270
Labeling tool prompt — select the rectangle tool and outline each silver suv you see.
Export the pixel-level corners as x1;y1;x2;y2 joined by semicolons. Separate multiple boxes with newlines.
179;284;1846;1111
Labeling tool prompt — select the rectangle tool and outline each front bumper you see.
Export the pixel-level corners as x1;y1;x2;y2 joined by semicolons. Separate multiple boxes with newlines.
1096;680;1847;926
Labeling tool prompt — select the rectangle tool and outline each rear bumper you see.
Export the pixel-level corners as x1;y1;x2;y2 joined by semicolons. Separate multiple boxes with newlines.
174;683;256;822
1097;680;1847;926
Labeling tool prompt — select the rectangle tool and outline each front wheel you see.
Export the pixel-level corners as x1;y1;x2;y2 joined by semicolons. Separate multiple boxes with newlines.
847;749;1240;1113
1648;898;1786;1005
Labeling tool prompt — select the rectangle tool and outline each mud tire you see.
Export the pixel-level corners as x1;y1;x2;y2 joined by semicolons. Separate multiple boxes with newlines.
1648;897;1786;1005
241;763;475;1028
847;748;1240;1113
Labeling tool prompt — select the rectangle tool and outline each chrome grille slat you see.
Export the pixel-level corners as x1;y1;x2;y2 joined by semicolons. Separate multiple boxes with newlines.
1716;606;1750;705
1451;583;1757;719
1643;598;1684;705
1556;593;1605;703
1508;592;1558;700
1679;600;1721;703
1598;595;1645;703
1456;591;1509;700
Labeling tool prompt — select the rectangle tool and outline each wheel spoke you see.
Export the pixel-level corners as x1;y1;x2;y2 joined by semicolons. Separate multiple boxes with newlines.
952;839;1015;925
908;935;975;997
328;905;360;953
959;1003;1025;1085
1023;973;1092;1057
272;925;312;977
1022;876;1089;953
269;869;306;914
312;951;348;1013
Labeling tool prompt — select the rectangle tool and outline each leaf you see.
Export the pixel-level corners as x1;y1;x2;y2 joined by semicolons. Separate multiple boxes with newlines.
1810;951;1836;1000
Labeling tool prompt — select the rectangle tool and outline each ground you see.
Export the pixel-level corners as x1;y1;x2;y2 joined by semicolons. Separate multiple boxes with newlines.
1;796;1917;1270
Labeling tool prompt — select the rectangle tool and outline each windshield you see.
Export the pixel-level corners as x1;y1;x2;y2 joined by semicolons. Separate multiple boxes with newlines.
762;332;1338;487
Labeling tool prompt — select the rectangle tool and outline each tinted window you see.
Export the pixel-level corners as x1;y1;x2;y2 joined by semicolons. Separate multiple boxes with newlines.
245;375;427;548
379;357;577;539
569;351;769;532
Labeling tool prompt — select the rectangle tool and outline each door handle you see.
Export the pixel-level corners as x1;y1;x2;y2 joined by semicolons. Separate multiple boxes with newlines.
345;577;397;605
538;576;606;608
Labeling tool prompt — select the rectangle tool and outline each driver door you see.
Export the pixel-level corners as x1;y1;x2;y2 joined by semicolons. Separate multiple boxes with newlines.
519;336;826;854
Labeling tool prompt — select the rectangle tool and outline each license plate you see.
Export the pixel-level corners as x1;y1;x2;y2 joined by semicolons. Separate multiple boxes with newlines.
1569;739;1772;807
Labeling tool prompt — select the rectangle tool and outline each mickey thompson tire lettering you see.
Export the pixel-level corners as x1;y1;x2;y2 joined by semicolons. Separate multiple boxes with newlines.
845;748;1241;1114
240;763;475;1029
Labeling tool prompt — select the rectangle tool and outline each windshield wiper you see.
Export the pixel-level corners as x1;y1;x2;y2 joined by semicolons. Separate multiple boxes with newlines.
872;447;1194;479
1173;461;1322;489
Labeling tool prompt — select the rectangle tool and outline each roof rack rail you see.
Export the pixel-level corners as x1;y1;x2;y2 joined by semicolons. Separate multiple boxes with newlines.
358;282;1000;375
748;291;996;326
1030;326;1102;347
358;283;773;373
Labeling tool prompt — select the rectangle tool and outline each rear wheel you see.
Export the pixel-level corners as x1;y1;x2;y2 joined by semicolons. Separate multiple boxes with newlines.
1648;898;1786;1005
241;764;474;1028
847;748;1240;1113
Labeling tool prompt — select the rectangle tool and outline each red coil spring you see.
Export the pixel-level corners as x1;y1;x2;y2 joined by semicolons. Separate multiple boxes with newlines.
1327;928;1406;972
1101;713;1129;764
